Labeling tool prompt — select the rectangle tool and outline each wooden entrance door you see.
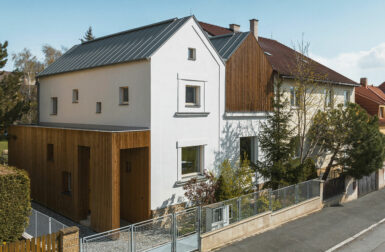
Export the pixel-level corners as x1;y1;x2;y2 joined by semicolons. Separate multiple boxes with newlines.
78;146;91;220
120;147;150;223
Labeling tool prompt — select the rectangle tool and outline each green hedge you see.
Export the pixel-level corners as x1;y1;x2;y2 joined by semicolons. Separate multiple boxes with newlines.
0;165;31;242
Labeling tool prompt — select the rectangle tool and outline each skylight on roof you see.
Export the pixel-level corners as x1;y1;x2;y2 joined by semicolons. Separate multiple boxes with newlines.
264;51;272;56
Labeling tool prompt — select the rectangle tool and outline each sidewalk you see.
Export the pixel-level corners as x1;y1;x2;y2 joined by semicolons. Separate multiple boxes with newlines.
219;187;385;252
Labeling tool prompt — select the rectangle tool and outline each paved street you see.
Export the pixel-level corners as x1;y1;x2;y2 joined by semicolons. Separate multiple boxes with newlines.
337;221;385;252
219;188;385;252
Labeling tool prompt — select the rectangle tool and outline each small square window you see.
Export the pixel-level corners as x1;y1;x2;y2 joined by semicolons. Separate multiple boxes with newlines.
51;97;58;115
188;48;196;61
47;144;54;161
96;102;102;113
182;146;202;176
185;86;200;106
72;89;79;103
120;87;129;105
62;171;72;194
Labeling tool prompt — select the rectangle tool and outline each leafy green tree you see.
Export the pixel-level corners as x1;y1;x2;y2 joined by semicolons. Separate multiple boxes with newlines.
0;41;8;69
310;103;385;180
81;26;95;42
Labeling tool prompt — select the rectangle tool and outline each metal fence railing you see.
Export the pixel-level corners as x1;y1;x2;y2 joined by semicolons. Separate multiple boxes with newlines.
81;179;320;252
25;208;67;237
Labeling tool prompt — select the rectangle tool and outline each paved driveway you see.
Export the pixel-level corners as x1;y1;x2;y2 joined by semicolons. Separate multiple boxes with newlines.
219;188;385;252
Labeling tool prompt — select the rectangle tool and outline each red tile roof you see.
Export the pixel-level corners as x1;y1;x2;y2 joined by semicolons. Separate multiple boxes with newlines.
355;85;385;118
199;21;357;86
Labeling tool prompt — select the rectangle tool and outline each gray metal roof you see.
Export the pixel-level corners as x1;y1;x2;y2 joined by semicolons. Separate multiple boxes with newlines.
18;122;149;132
210;32;250;60
38;16;192;77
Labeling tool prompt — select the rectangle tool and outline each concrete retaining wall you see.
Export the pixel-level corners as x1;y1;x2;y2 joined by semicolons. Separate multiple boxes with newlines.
200;197;322;251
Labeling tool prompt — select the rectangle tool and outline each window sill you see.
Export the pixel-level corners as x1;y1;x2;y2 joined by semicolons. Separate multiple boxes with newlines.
119;103;129;106
174;112;210;117
72;101;78;104
174;174;207;187
50;114;57;116
185;104;201;108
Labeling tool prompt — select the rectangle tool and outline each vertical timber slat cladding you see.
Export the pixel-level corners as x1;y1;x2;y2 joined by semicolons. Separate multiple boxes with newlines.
225;33;274;112
8;125;150;232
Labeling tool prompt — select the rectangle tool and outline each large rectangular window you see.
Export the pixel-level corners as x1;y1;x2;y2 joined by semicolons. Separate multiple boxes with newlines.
119;87;129;105
240;137;258;164
185;86;200;106
182;146;202;176
51;97;58;115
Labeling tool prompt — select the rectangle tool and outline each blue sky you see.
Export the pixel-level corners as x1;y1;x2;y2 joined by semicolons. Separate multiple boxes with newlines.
2;0;385;84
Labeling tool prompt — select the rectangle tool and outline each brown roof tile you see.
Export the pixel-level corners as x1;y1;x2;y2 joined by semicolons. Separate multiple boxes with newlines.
199;21;358;86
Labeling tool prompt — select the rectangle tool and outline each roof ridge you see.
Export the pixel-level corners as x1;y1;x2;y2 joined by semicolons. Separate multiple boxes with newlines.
82;17;190;45
369;86;385;102
356;92;385;104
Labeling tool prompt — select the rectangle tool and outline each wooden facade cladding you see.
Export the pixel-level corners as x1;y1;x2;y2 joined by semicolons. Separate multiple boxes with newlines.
8;125;150;232
225;34;274;112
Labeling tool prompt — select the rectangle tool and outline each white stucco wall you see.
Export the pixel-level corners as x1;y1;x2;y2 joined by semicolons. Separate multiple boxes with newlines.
150;17;225;209
39;61;151;127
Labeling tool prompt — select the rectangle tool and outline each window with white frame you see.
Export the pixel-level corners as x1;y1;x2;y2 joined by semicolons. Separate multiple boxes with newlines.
343;90;350;106
324;89;333;108
185;86;200;106
240;137;258;164
379;106;385;119
72;89;79;103
119;87;129;105
51;97;58;115
96;102;102;113
181;146;203;176
188;48;196;60
290;87;299;107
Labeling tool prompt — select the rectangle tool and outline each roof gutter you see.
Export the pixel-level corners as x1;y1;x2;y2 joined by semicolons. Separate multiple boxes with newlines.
281;75;360;87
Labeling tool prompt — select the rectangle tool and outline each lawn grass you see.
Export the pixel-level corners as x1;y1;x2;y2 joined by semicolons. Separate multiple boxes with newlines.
0;139;8;153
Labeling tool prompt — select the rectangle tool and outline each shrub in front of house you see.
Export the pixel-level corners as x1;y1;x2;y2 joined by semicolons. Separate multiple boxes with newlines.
0;165;31;242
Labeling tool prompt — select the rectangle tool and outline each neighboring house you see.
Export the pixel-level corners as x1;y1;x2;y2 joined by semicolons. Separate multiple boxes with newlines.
8;16;359;233
200;20;359;171
355;78;385;133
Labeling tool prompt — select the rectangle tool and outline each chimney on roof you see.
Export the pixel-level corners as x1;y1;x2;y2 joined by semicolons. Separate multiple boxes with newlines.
250;19;259;41
360;77;368;88
229;24;240;33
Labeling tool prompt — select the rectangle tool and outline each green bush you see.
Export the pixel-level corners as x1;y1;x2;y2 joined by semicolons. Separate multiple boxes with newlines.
0;165;31;242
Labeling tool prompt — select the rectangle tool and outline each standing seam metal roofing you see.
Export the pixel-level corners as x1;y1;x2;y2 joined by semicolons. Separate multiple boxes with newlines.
209;32;250;60
37;16;191;77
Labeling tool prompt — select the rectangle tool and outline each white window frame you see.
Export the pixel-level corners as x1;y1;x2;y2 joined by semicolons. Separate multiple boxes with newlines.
176;139;207;181
185;85;200;107
72;89;79;103
119;86;129;105
96;102;102;114
51;97;58;115
379;106;385;119
343;90;350;107
188;48;196;61
180;145;204;178
290;86;299;107
324;89;333;108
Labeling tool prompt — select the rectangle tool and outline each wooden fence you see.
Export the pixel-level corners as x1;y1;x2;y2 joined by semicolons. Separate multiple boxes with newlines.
0;232;60;252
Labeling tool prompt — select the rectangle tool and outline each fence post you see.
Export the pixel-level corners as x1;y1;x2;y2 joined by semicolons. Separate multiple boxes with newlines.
172;213;177;252
49;217;52;234
295;184;299;204
283;188;286;208
35;210;38;237
307;181;310;199
237;198;241;221
269;189;272;211
131;225;135;252
197;206;202;252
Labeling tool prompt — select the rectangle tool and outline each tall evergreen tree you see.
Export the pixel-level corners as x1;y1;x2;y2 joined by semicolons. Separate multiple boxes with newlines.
0;41;8;70
256;79;296;189
81;26;95;43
